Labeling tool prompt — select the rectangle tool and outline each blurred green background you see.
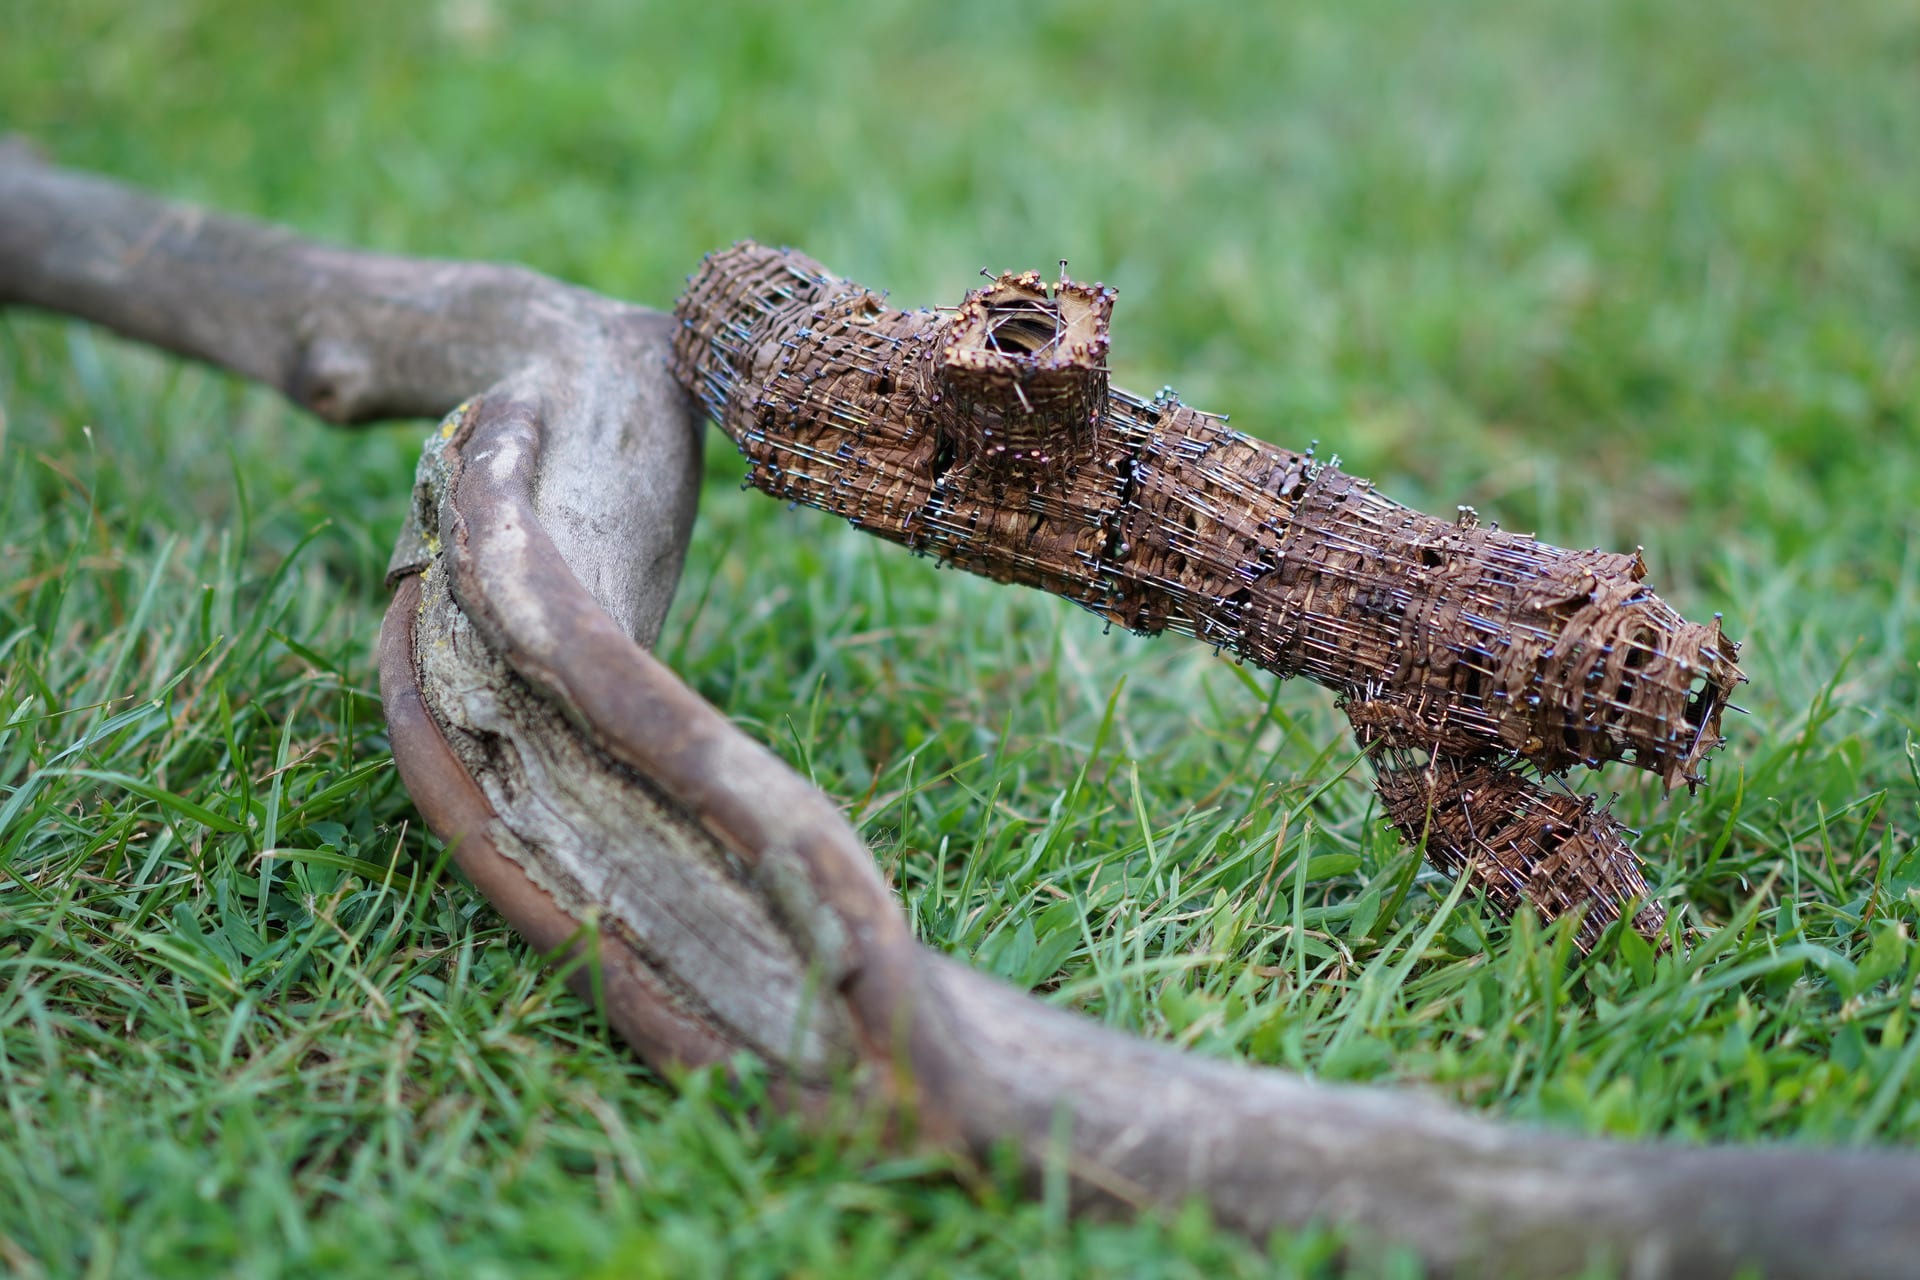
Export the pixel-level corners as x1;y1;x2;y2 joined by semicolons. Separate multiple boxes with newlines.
3;0;1917;1275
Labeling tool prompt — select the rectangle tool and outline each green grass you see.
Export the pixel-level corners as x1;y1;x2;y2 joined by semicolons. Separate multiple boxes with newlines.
2;0;1918;1274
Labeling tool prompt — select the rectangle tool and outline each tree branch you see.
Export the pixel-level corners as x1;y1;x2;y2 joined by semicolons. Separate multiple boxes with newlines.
5;151;1914;1279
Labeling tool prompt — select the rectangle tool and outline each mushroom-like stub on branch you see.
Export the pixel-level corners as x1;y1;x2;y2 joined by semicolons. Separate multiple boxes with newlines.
3;153;1911;1280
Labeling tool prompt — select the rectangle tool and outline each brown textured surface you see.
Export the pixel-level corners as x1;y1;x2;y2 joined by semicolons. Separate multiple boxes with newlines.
671;241;1745;945
1360;731;1665;951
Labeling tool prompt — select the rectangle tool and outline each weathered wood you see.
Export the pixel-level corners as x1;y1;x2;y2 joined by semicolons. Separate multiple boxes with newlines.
0;148;702;646
5;151;1916;1279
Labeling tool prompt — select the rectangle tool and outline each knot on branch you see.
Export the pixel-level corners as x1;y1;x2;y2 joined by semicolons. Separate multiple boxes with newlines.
930;268;1113;478
289;334;376;422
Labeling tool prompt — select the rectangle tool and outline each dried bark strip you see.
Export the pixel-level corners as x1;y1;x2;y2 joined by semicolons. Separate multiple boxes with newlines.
671;242;1746;945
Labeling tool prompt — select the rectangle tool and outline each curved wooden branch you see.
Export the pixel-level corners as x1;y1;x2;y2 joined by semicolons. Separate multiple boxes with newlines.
6;152;1917;1279
0;147;701;646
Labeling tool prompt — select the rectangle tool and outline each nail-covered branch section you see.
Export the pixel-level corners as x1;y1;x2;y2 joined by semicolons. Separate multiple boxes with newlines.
672;241;1746;945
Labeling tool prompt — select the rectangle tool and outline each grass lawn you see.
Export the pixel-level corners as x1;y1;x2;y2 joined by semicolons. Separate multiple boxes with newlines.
2;0;1917;1275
